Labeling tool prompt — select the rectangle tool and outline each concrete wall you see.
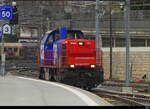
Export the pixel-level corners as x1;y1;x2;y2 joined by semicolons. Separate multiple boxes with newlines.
102;47;150;82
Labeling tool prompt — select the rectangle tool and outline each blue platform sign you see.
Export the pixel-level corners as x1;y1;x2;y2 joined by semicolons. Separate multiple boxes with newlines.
0;6;12;20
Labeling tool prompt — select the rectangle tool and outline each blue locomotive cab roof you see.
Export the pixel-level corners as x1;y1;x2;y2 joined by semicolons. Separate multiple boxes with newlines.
41;29;85;46
53;29;85;40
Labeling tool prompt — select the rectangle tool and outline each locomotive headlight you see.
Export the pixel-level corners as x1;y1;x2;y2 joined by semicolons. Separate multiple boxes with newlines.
70;64;75;68
78;42;84;45
91;65;95;68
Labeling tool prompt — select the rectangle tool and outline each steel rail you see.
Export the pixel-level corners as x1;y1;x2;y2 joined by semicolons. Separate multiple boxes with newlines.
101;83;149;88
92;88;150;106
93;91;150;106
121;96;150;104
10;70;38;78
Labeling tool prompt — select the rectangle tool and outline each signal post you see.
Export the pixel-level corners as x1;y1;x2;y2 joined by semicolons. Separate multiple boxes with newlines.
0;0;14;76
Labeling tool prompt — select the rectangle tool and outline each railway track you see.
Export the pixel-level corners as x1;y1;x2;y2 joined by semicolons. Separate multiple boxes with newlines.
102;81;149;88
10;69;38;78
91;88;150;106
5;59;38;78
7;66;38;78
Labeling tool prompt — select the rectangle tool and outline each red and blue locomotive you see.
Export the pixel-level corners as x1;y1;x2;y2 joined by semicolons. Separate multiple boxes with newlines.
38;28;104;90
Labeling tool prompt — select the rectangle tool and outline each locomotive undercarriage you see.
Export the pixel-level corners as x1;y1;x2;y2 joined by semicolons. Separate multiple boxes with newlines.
39;67;104;90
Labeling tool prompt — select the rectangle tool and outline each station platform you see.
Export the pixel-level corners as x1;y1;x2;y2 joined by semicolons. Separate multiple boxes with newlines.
0;75;112;106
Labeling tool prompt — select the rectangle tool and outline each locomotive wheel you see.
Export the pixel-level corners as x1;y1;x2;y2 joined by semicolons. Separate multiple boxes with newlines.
54;71;57;81
53;73;57;81
57;72;62;82
49;69;53;81
59;72;64;81
39;67;44;80
43;68;50;80
45;72;49;80
53;69;62;82
60;72;64;81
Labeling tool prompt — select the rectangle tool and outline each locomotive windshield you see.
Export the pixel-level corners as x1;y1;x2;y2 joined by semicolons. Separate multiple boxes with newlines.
67;32;83;39
53;29;85;39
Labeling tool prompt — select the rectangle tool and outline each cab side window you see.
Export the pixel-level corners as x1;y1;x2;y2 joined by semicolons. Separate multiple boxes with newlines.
55;33;60;41
47;35;53;46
